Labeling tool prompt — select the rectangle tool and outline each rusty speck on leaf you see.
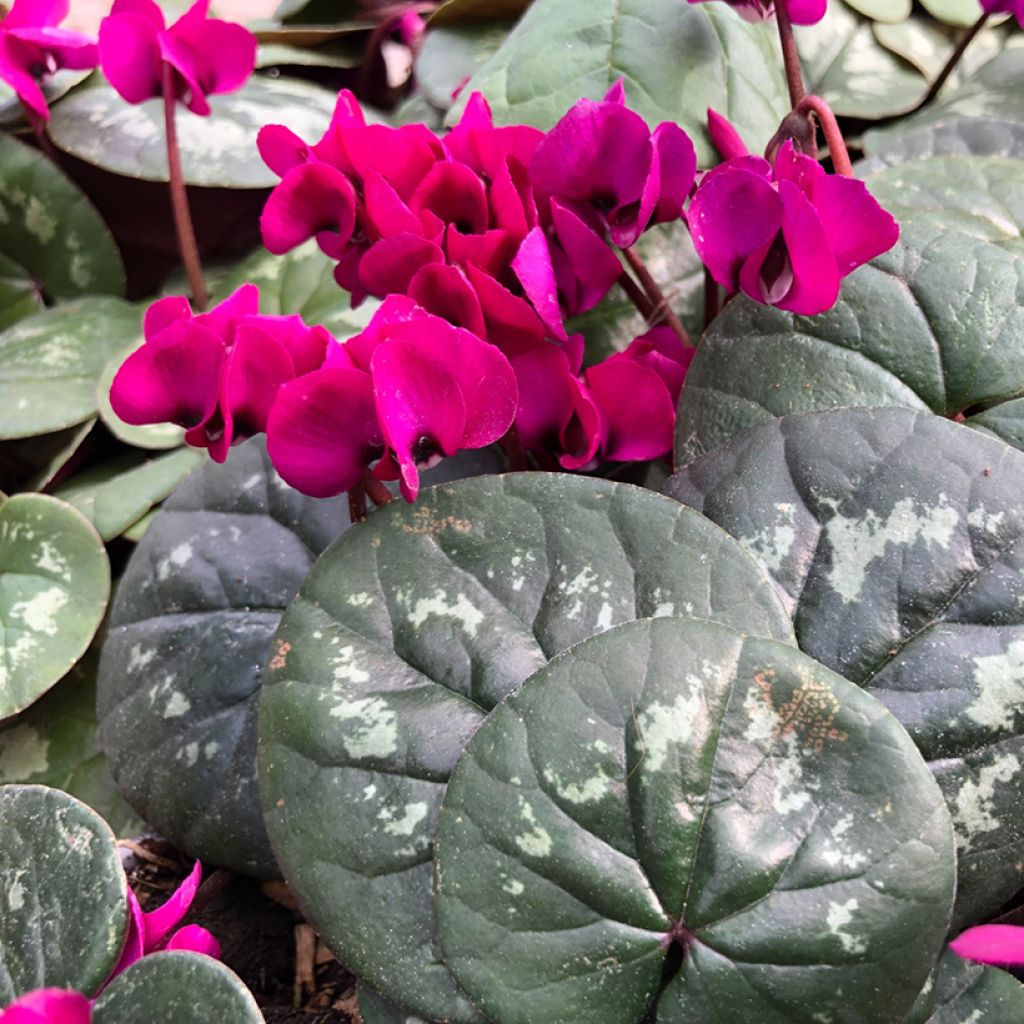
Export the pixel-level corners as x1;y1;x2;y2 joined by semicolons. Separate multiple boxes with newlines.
754;669;848;752
269;639;292;671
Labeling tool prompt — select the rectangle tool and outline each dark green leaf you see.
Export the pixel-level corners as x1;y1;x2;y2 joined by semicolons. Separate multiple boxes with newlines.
0;422;96;494
359;985;431;1024
0;133;124;299
448;0;788;166
49;76;338;188
92;951;264;1023
259;473;794;1021
666;408;1024;924
861;117;1024;169
908;949;1024;1024
0;298;141;440
0;252;42;332
0;785;127;1001
436;618;955;1024
0;495;110;721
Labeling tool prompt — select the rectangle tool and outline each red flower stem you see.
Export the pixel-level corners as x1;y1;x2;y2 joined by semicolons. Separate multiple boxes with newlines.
775;0;806;109
364;472;395;507
500;423;528;472
621;247;693;347
161;63;209;311
617;269;654;320
794;95;853;177
703;266;720;330
917;13;990;110
348;481;368;523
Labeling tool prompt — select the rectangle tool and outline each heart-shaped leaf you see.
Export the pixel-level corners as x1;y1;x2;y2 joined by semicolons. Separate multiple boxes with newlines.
675;221;1024;464
359;985;430;1024
919;0;981;26
0;655;142;837
259;473;794;1021
0;785;128;1002
0;495;110;721
0;133;125;299
436;617;955;1024
667;408;1024;924
49;76;338;188
797;2;926;119
0;252;42;332
92;951;264;1023
861;117;1024;169
907;949;1024;1023
0;298;142;440
447;0;788;166
97;439;351;878
55;448;206;542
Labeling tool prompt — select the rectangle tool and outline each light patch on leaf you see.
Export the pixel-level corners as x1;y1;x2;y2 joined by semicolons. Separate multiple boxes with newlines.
329;696;398;759
380;801;429;838
820;814;868;871
502;877;525;896
163;691;191;718
824;494;959;603
635;690;703;773
967;641;1024;732
0;724;50;781
11;586;69;635
953;752;1021;851
772;733;817;816
127;644;156;673
24;196;57;244
6;869;27;911
739;502;798;575
826;898;867;955
967;507;1005;536
406;589;483;637
333;645;370;685
542;766;613;806
35;540;68;576
515;800;552;858
347;592;373;608
156;541;194;581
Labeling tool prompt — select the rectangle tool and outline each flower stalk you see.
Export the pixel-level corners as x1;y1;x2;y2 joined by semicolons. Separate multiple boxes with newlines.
917;12;990;111
622;247;692;347
161;63;209;311
794;95;853;176
364;473;395;507
775;0;807;108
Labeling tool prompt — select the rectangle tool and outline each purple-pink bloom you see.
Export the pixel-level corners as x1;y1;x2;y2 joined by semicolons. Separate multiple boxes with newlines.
687;0;827;23
688;140;898;316
0;0;98;120
980;0;1024;26
950;925;1024;967
110;286;331;462
530;81;696;249
98;0;256;116
0;989;91;1024
111;861;220;980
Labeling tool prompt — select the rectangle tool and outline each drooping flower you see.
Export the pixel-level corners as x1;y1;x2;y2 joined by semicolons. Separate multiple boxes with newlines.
0;0;98;120
267;298;518;502
530;81;697;250
0;989;91;1023
687;139;898;316
950;925;1024;967
98;0;256;116
687;0;828;24
110;286;332;462
980;0;1024;27
111;860;220;978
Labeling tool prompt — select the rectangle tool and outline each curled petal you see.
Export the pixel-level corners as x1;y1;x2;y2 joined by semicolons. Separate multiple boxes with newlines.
586;358;675;462
257;124;310;177
358;234;443;299
144;294;192;339
707;108;749;162
0;989;92;1024
261;163;357;256
267;367;383;498
98;11;162;105
408;263;486;337
811;173;899;276
0;36;49;118
109;887;146;979
109;0;164;26
164;13;255;99
411;161;490;235
509;344;577;452
165;924;222;959
612;326;694;404
143;860;203;950
445;226;517;279
549;200;622;315
110;322;223;429
261;316;331;376
196;282;260;338
788;0;828;24
950;925;1024;967
512;227;567;341
362;170;422;239
466;264;546;356
647;123;697;226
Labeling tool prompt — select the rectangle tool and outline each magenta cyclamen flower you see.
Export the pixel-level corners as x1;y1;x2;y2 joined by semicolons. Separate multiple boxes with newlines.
950;925;1024;967
111;861;219;977
530;81;697;250
687;0;827;23
0;0;98;120
98;0;256;116
688;140;898;316
267;297;518;502
110;286;332;462
980;0;1024;26
0;988;91;1023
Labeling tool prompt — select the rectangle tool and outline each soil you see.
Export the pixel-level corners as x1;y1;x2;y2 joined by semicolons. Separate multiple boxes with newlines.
121;837;359;1023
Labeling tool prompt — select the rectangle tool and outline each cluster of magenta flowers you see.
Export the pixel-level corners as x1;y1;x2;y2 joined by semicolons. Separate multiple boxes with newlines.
111;80;905;502
1;863;217;1023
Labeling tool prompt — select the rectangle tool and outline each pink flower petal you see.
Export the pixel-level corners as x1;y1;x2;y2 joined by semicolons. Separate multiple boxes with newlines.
143;860;203;950
549;200;622;315
707;108;750;162
513;226;568;341
788;0;828;24
410;161;490;235
811;174;900;276
408;263;486;337
0;989;91;1024
165;924;221;959
261;163;357;256
108;887;146;979
0;36;50;118
611;325;694;403
445;226;517;279
3;0;69;29
257;124;310;177
258;316;330;376
195;282;259;337
648;122;697;225
586;358;675;461
466;264;546;356
266;367;384;498
362;169;422;239
109;0;164;27
5;26;98;70
98;11;162;105
110;322;223;429
357;234;443;299
508;344;577;452
144;294;192;339
163;12;255;103
950;925;1024;967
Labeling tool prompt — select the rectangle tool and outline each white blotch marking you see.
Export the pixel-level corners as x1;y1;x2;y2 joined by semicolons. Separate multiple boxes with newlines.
0;725;50;781
821;814;868;871
347;592;372;608
953;753;1021;851
635;691;702;773
332;645;370;685
543;767;612;806
827;899;867;955
381;801;428;838
596;602;614;630
35;541;68;576
967;641;1024;732
772;733;816;816
329;696;398;759
968;507;1005;535
8;871;27;911
502;878;525;897
407;590;483;637
739;503;797;574
824;495;959;603
25;196;57;244
11;587;68;635
515;800;552;857
127;644;156;673
163;692;191;718
156;542;194;581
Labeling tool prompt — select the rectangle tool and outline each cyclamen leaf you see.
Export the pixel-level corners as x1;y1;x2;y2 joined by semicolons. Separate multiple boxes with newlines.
448;0;789;166
359;985;431;1024
92;951;264;1024
0;494;110;721
259;473;793;1022
435;619;955;1024
907;949;1024;1024
918;0;981;26
861;117;1024;169
843;0;912;22
0;252;42;332
666;408;1024;925
417;20;515;112
0;785;128;1002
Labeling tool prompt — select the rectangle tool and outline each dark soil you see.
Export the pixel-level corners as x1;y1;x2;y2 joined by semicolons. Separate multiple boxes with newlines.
121;837;359;1022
